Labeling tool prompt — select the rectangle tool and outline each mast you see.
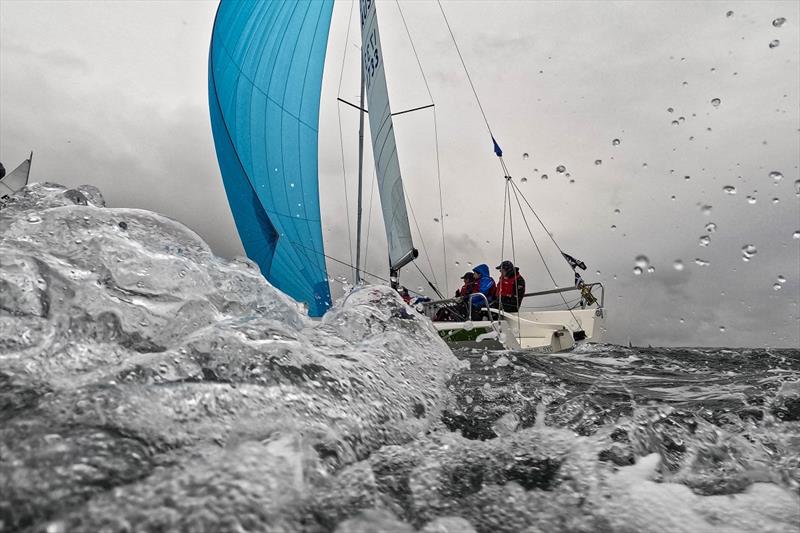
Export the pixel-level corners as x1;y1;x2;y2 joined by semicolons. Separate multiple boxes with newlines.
354;62;366;284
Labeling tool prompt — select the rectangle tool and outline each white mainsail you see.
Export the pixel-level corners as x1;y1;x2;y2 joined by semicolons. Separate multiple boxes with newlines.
0;152;32;199
359;0;416;271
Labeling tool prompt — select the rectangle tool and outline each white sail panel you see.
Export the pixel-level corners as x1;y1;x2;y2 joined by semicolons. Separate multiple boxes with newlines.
0;154;32;199
360;0;416;270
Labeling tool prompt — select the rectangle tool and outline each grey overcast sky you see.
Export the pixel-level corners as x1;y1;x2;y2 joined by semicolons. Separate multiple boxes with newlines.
1;0;798;348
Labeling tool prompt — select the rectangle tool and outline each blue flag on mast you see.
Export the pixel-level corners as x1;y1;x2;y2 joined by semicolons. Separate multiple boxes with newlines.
491;136;503;157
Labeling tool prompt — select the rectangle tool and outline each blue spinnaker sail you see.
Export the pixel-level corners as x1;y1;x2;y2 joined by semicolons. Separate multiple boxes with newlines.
209;0;334;316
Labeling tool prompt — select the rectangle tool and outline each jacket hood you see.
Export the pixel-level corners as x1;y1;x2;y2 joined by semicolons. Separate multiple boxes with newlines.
472;264;491;278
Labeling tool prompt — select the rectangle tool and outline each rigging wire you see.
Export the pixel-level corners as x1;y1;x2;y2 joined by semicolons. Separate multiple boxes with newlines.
435;0;493;139
508;181;582;328
510;178;567;257
335;0;357;279
500;179;509;261
402;182;440;290
363;166;377;272
396;0;449;294
507;180;519;314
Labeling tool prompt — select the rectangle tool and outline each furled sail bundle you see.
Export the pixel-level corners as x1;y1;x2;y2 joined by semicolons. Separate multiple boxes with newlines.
208;0;335;316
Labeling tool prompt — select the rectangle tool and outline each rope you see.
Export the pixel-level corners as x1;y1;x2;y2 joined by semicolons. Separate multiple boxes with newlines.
413;262;445;299
289;240;435;299
396;0;449;295
335;0;357;278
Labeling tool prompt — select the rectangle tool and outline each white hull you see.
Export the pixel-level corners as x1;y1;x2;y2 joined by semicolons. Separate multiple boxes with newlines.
433;307;605;353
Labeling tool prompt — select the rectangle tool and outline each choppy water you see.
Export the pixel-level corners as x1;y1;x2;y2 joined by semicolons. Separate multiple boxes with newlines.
1;184;798;533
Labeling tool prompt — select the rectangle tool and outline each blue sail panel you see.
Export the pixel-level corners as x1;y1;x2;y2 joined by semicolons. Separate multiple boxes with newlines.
209;0;334;316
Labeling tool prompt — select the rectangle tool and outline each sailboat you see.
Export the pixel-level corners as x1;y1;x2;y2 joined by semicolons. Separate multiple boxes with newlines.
208;0;605;352
0;152;33;204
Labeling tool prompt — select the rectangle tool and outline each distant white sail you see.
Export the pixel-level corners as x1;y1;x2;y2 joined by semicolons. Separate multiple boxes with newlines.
0;153;32;199
360;0;416;270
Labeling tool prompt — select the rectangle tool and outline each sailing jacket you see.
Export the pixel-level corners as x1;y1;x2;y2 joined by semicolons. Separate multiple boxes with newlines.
469;264;496;308
497;269;525;301
456;279;480;297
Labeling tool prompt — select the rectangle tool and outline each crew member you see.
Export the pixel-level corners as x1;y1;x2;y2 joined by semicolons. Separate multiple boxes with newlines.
469;264;496;317
493;260;525;312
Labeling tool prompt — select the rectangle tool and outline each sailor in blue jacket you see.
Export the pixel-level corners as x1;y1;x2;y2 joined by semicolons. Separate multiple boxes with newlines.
468;264;496;316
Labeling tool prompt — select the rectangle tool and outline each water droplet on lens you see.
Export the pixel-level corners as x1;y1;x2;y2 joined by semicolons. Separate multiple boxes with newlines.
635;255;650;269
523;152;529;160
726;10;734;17
794;179;800;196
769;39;780;48
699;235;711;247
777;275;786;284
684;175;691;181
633;266;642;275
610;224;617;231
701;205;713;215
671;120;679;126
711;98;721;107
613;208;621;214
521;177;528;183
556;165;566;173
769;170;783;182
679;317;685;324
454;260;460;265
679;116;685;122
647;266;655;274
433;217;439;222
612;138;621;146
26;214;42;223
723;185;736;194
541;174;548;180
746;195;757;204
594;159;602;165
772;197;780;204
705;222;717;233
667;107;674;113
772;17;786;27
741;244;757;261
673;260;685;271
793;231;800;239
695;258;710;266
773;283;782;291
719;326;726;333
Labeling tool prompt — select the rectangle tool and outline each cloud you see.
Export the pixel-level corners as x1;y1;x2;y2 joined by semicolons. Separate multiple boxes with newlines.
2;0;798;348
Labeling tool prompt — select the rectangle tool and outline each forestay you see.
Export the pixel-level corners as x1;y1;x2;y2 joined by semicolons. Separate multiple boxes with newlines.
359;0;416;271
208;0;334;316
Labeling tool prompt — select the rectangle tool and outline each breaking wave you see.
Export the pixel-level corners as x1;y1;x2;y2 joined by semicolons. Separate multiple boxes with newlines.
1;184;797;532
